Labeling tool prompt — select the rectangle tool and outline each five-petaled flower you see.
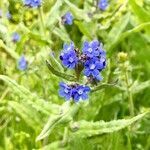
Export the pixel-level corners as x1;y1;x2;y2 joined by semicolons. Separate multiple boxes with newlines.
98;0;108;11
82;40;106;80
18;55;27;71
84;57;105;81
60;42;78;69
62;12;74;25
24;0;42;8
82;40;106;58
59;82;90;102
59;82;72;100
72;85;90;102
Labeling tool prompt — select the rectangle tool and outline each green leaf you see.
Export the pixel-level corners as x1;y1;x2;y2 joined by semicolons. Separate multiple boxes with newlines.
109;22;150;51
53;26;71;42
0;24;8;41
48;54;64;72
0;75;59;115
16;32;51;54
106;13;130;50
36;102;80;141
70;112;148;138
28;32;52;45
46;0;63;28
129;0;150;23
46;60;77;81
64;0;90;22
0;40;19;60
91;81;118;93
8;101;42;130
74;21;93;40
131;80;150;94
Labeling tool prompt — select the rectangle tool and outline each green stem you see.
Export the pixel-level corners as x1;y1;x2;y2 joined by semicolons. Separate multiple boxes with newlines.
124;68;134;116
38;7;45;35
61;127;68;147
94;59;111;120
127;130;132;150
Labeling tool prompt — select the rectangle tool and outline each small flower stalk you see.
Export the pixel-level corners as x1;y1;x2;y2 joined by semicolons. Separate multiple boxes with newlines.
58;40;107;102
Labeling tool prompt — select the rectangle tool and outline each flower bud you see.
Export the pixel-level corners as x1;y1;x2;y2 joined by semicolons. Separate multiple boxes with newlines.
117;52;128;62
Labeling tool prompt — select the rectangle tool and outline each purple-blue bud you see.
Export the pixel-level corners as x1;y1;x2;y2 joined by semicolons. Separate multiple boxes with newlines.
18;55;27;71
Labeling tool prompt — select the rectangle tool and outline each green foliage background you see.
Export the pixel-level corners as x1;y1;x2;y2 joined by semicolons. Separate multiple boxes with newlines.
0;0;150;149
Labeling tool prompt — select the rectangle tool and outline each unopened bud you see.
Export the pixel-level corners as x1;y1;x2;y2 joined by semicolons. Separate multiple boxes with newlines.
117;52;128;62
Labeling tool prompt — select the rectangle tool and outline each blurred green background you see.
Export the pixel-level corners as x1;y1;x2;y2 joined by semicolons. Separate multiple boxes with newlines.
0;0;150;149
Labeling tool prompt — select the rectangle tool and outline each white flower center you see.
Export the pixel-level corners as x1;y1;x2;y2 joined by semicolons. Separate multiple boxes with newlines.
64;89;69;93
90;64;95;70
69;57;74;63
88;48;92;53
78;89;83;95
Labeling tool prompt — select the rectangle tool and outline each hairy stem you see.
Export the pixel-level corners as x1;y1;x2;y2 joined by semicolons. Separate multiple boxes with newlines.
38;7;45;35
124;68;134;116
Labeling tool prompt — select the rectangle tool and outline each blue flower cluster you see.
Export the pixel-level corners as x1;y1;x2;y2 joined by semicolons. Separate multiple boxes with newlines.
61;12;74;25
12;32;20;43
98;0;108;11
24;0;42;8
18;55;27;71
59;82;90;102
60;42;78;69
82;40;106;81
60;40;106;80
59;40;106;102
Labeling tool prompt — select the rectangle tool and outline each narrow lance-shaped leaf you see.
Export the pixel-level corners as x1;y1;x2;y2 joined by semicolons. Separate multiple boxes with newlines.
46;0;63;27
8;101;42;130
109;22;150;51
36;102;80;141
0;40;19;60
53;26;71;42
70;112;148;138
131;80;150;94
91;80;118;93
64;0;90;22
0;75;59;115
46;60;77;81
74;21;93;40
129;0;150;23
106;13;130;50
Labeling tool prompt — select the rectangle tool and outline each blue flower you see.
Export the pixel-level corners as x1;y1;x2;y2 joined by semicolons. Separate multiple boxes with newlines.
62;12;73;25
12;32;20;43
98;0;108;11
60;42;78;69
24;0;42;8
72;85;90;102
59;82;90;102
59;82;72;100
18;55;27;71
82;40;106;58
84;57;105;80
6;11;11;19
